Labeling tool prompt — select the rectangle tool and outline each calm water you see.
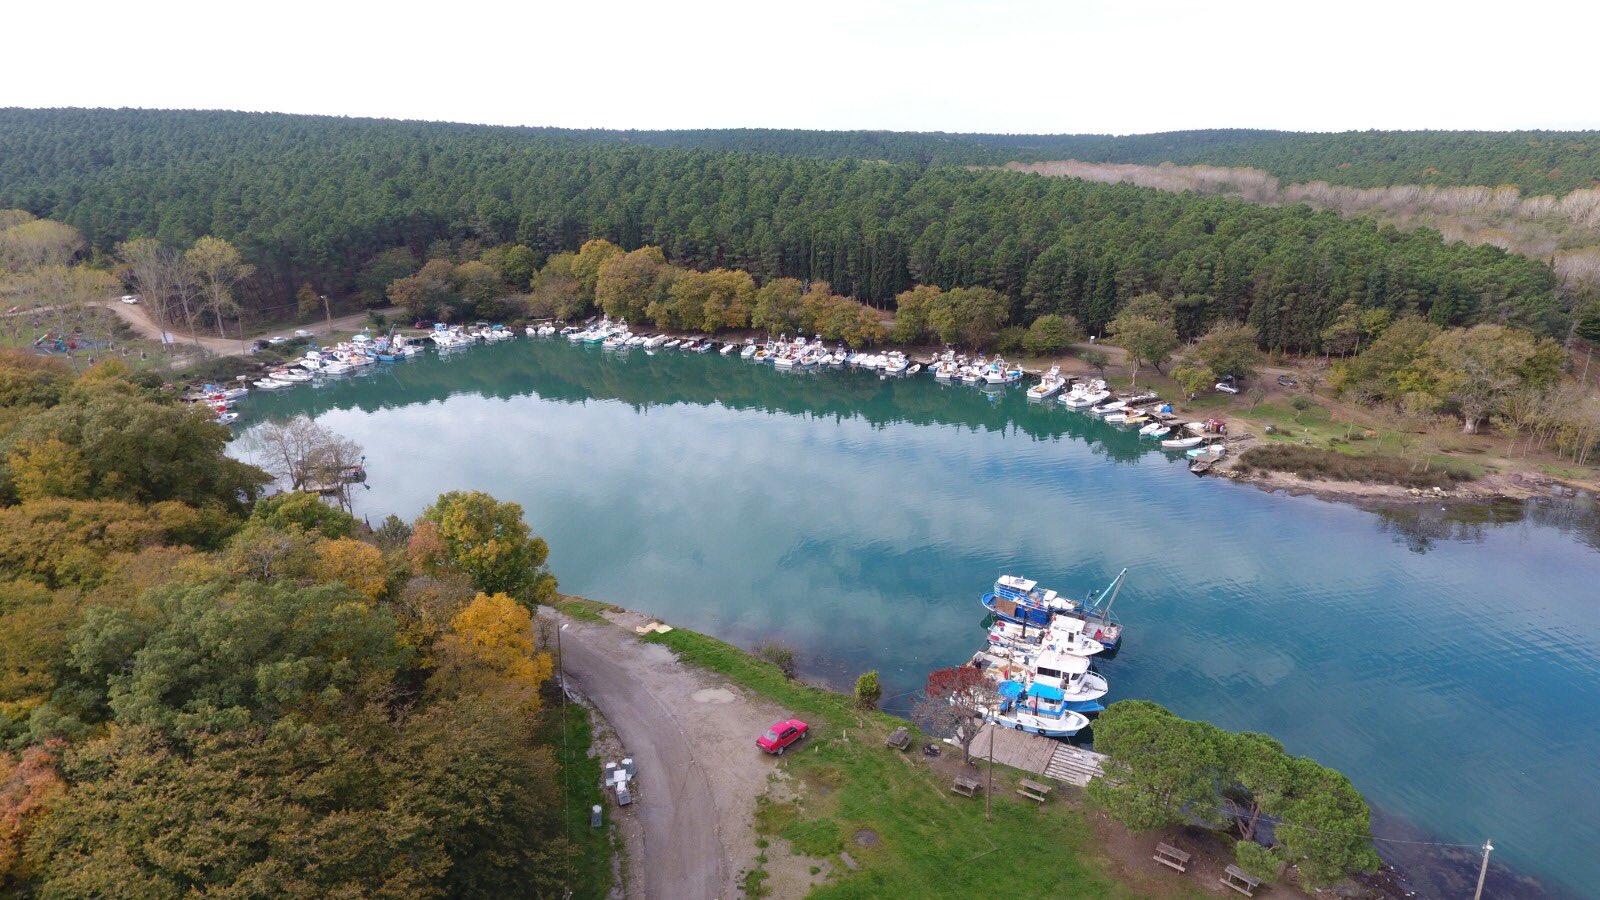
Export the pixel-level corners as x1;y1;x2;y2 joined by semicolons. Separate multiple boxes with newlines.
232;339;1600;896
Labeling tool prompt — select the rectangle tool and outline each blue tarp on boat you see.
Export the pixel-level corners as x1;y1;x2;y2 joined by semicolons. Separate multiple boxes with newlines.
997;681;1024;700
1028;683;1065;701
1063;699;1106;714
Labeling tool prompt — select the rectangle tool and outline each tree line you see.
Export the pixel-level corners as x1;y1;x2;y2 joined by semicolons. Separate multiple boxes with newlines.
0;109;1571;353
0;351;589;896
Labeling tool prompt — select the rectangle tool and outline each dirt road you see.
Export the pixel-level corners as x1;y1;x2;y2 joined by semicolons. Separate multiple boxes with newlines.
543;607;787;900
103;301;402;356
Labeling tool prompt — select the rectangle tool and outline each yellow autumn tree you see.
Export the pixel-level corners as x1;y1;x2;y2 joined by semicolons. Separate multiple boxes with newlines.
313;538;388;601
8;438;89;501
434;592;553;714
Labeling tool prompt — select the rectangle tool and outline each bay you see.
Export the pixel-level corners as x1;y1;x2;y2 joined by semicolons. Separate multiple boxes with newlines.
232;338;1600;895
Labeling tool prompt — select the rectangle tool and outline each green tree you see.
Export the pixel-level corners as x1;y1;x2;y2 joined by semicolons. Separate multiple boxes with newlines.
853;670;881;709
672;268;755;332
1171;363;1216;399
1190;322;1262;381
596;246;675;324
890;285;943;344
249;491;357;539
751;278;804;334
389;259;458;322
1087;701;1224;831
570;239;623;315
1107;313;1178;386
185;237;254;338
359;247;419;304
415;491;556;604
1276;758;1382;888
1021;314;1083;355
529;252;584;319
1426;324;1564;433
1080;348;1110;378
70;579;406;734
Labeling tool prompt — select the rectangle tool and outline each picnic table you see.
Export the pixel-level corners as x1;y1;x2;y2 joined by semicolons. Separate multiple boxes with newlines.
1153;842;1191;873
1221;864;1263;896
1016;778;1052;803
951;775;981;797
885;727;911;750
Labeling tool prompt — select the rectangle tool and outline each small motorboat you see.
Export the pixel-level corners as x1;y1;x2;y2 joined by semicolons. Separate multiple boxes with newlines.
1027;366;1066;400
664;338;682;349
720;341;738;355
740;341;758;358
1161;435;1205;450
1186;443;1227;460
252;378;290;390
906;364;921;375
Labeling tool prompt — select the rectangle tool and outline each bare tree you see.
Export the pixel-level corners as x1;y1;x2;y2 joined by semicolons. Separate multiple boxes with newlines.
254;416;363;491
117;238;180;344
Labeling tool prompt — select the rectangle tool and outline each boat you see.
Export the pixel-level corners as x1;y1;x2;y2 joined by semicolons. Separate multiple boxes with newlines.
740;340;758;358
983;358;1023;385
252;378;291;390
882;352;910;375
1090;398;1126;416
906;364;921;375
982;679;1092;738
1061;381;1109;408
664;338;682;349
987;614;1105;658
720;341;738;355
1186;443;1227;460
537;324;557;337
1161;435;1204;449
1139;421;1171;439
694;338;714;353
981;570;1128;651
645;334;669;349
933;354;962;381
974;647;1108;704
1027;366;1066;400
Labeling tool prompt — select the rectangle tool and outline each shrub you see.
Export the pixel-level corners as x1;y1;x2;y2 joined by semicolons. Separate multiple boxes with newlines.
756;642;797;680
1236;444;1474;489
854;670;881;708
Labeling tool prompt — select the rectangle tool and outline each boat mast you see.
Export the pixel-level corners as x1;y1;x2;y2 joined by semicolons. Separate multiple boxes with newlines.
1095;568;1129;619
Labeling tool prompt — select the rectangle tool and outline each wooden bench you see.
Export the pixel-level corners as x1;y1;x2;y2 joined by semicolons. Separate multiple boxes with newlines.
885;727;911;751
951;775;980;797
1153;842;1191;873
1221;864;1263;896
1016;778;1052;804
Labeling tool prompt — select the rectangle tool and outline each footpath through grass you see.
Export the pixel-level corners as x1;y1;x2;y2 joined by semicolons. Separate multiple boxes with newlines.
638;626;1167;898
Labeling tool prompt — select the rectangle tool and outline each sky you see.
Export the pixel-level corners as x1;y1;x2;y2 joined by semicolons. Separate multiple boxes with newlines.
8;0;1598;135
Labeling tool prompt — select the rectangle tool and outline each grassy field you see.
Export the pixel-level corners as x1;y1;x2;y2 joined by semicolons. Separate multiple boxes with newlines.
534;692;616;899
637;626;1183;899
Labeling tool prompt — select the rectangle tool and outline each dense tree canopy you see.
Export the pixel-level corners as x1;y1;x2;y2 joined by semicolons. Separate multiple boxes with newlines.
0;110;1569;351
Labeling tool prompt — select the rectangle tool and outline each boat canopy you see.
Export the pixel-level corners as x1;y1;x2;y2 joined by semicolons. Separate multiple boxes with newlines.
1027;682;1065;701
1034;649;1090;675
997;575;1037;593
1050;617;1087;635
997;681;1024;700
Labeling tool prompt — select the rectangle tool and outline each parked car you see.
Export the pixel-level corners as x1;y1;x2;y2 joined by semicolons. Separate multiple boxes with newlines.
756;718;809;754
294;329;313;338
267;335;289;345
1215;382;1240;394
118;295;140;304
1276;374;1297;387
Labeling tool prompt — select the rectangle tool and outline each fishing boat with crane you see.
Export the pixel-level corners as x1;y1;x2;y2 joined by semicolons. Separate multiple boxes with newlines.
980;568;1128;651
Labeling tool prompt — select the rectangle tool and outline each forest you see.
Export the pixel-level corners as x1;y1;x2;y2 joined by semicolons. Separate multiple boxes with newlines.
0;351;595;896
0;109;1574;353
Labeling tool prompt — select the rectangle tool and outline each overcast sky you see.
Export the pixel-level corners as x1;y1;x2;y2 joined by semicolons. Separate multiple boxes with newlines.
8;0;1596;134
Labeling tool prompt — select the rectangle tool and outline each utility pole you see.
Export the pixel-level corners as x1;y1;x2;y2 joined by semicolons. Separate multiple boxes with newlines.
319;294;333;333
984;722;995;821
1472;838;1493;900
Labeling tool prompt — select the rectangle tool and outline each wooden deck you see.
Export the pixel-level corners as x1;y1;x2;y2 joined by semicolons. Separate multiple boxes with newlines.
968;725;1109;787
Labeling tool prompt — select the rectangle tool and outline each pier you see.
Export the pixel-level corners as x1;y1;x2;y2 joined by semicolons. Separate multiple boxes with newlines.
970;724;1108;787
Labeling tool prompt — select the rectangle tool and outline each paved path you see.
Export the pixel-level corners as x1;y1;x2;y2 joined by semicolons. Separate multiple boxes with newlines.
545;608;786;899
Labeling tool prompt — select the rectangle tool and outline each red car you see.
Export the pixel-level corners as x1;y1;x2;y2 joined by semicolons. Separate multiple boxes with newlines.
756;718;809;754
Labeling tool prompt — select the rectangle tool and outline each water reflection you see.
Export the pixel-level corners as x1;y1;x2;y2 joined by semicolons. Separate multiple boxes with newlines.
232;339;1600;896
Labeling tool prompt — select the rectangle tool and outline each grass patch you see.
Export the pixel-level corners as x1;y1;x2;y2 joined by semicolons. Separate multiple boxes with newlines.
783;817;844;857
641;627;1153;898
533;697;614;899
1238;443;1476;489
553;595;621;623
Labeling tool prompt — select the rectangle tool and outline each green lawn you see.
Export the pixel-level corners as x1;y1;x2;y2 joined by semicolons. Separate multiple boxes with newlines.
641;627;1179;898
534;697;616;899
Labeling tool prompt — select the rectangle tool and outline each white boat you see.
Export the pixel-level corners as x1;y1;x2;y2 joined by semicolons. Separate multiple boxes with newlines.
252;378;290;390
320;361;352;376
882;352;909;375
984;359;1023;385
1027;366;1066;400
215;411;239;425
740;341;758;358
1161;435;1204;449
987;615;1105;658
664;338;681;349
537;324;557;337
933;357;962;381
270;369;311;383
1186;443;1227;460
1061;386;1109;409
1139;421;1170;438
644;334;668;349
720;341;738;355
906;364;921;375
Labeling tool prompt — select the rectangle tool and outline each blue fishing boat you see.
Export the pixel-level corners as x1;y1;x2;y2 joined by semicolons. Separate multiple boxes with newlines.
981;569;1127;651
984;679;1091;737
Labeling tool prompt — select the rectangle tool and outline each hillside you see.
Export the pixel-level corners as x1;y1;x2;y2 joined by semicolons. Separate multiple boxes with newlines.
0;109;1569;348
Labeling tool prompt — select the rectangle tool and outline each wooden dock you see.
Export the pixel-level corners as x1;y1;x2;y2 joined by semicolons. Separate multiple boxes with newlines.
968;725;1109;787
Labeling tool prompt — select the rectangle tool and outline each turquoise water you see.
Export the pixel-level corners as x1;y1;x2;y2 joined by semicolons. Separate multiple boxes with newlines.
232;339;1600;895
